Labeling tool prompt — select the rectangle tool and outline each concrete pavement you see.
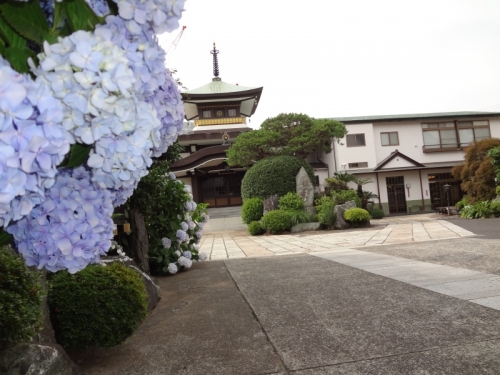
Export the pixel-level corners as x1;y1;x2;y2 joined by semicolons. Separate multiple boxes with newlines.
75;252;500;374
70;211;500;374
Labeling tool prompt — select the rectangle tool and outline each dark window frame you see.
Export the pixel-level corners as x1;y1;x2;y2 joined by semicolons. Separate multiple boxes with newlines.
348;162;368;168
421;120;491;152
381;131;399;146
346;133;366;147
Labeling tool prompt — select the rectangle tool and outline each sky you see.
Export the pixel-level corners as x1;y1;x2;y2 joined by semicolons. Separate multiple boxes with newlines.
158;0;500;129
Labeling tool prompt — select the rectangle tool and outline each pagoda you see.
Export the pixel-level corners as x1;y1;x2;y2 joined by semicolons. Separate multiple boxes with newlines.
170;44;263;207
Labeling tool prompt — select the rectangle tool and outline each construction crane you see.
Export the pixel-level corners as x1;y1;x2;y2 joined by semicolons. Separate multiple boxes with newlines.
166;25;187;59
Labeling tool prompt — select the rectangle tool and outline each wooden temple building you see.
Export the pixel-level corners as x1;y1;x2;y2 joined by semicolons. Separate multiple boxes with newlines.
170;44;263;207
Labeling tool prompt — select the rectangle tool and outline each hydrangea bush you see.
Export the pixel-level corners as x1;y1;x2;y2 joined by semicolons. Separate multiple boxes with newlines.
0;0;186;273
128;161;209;275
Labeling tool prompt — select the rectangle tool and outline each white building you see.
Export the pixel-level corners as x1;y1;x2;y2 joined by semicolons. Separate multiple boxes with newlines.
317;111;500;215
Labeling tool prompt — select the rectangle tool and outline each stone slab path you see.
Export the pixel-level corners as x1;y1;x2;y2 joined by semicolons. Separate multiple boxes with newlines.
200;218;475;260
313;249;500;312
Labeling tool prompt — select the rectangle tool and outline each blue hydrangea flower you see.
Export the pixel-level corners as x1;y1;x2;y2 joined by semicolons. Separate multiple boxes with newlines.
0;56;70;228
183;251;192;260
115;0;186;34
162;237;171;249
6;167;114;273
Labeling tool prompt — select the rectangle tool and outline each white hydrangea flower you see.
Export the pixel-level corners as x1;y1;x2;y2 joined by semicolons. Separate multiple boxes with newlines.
198;252;208;262
167;262;178;274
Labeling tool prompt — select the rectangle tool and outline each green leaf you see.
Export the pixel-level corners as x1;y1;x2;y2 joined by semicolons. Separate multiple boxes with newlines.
5;47;33;73
0;0;55;45
0;12;26;48
62;0;102;32
66;144;92;168
0;230;13;246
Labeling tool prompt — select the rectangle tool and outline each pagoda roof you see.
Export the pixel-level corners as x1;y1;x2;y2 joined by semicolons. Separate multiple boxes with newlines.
184;80;260;95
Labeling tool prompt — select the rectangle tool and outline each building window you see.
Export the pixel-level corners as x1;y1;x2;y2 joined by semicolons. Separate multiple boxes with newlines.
202;110;211;118
228;109;237;117
348;162;368;168
346;134;366;147
381;132;399;146
422;120;491;151
457;120;491;146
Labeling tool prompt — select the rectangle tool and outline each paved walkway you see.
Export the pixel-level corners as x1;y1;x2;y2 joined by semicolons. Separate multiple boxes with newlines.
73;211;500;374
200;210;475;260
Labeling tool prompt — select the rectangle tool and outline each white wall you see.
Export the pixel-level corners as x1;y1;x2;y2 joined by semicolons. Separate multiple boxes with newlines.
373;121;467;165
335;124;377;171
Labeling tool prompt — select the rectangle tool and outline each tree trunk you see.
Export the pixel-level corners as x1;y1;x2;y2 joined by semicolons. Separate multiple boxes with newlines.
128;209;150;275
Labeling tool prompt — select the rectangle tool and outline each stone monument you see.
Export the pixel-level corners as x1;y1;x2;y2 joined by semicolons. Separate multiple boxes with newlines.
295;167;316;215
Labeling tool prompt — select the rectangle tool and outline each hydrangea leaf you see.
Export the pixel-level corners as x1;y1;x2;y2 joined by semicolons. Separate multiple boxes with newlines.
0;13;26;49
62;0;103;32
0;230;13;246
0;1;55;45
66;144;92;168
5;47;33;73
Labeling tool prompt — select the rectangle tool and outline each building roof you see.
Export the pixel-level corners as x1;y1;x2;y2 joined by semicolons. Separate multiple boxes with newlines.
329;111;500;124
184;80;259;95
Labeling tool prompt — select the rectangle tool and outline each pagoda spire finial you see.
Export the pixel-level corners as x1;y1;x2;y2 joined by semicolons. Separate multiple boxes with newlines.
210;42;221;81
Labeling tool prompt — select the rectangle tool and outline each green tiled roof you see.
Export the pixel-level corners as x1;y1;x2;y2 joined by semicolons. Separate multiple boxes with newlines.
328;111;500;124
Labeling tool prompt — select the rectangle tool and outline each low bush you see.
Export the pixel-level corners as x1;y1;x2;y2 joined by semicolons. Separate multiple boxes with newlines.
315;195;335;209
491;201;500;218
344;208;371;227
317;200;337;229
460;201;493;219
0;247;44;345
287;210;316;226
369;207;385;219
248;221;266;236
496;186;500;196
261;210;293;234
242;198;264;224
48;262;148;348
456;196;468;210
279;192;304;211
333;190;361;207
324;178;349;195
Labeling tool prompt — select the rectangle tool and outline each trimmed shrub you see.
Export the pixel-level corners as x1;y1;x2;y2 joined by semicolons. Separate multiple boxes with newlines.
370;207;385;219
261;210;293;234
317;200;337;229
241;156;315;200
324;178;349;195
0;247;44;345
344;208;370;224
48;262;148;348
496;186;500;196
279;192;304;211
287;210;316;226
242;198;264;224
333;190;361;207
248;221;266;236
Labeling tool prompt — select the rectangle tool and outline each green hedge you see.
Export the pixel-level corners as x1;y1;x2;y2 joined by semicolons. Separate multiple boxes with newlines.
248;221;266;236
241;156;315;200
261;210;293;234
369;207;384;219
0;247;44;345
332;190;361;208
279;192;305;211
344;208;370;227
48;262;148;348
242;198;264;224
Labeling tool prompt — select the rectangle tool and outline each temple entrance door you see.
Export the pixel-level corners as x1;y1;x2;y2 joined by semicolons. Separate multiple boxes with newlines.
200;174;243;207
386;176;407;214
